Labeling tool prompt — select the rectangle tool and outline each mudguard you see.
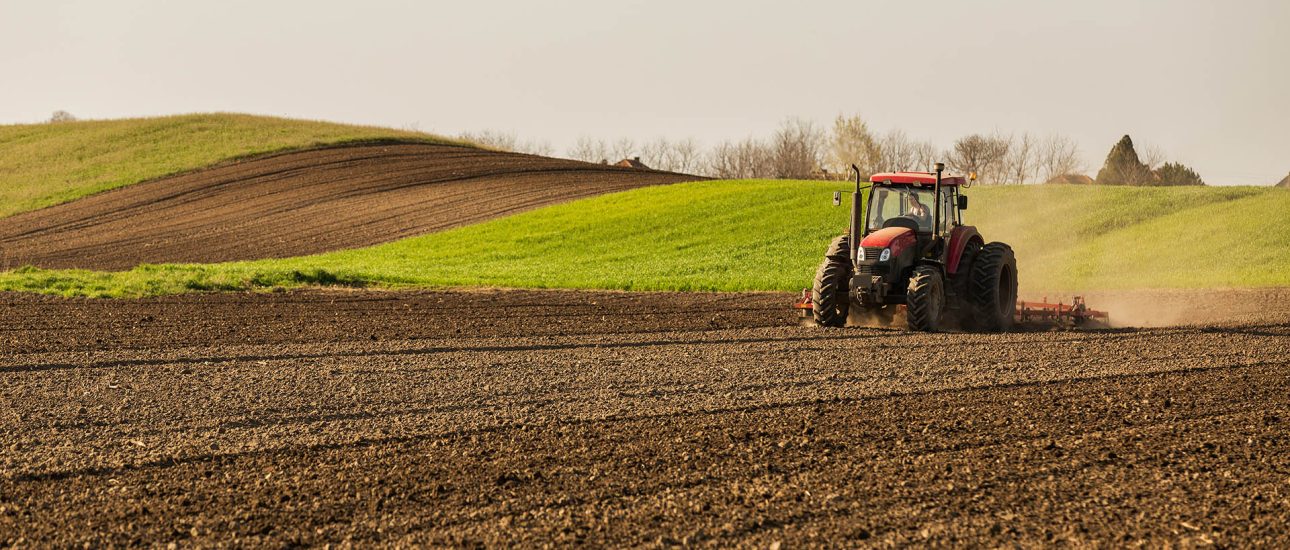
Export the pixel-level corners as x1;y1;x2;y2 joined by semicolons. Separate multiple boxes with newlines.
946;225;984;275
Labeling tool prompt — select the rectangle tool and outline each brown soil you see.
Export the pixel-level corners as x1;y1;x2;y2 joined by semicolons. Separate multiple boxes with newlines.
0;143;699;271
2;288;1287;547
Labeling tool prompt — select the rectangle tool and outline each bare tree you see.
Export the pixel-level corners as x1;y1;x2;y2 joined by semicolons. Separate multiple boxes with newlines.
609;138;637;163
947;133;1011;184
521;139;554;156
644;137;703;174
999;133;1037;184
49;110;76;123
912;141;941;172
829;114;882;178
1139;143;1167;171
1036;133;1084;182
879;129;946;172
568;136;610;163
705;141;739;178
459;130;554;156
668;138;703;174
642;138;671;170
854;128;943;175
458;130;518;151
771;118;825;179
747;138;776;178
705;138;774;179
877;129;913;172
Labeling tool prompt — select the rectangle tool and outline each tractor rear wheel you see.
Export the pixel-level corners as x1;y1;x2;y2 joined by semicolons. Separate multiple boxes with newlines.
969;242;1018;332
906;265;944;332
947;240;982;330
811;235;851;327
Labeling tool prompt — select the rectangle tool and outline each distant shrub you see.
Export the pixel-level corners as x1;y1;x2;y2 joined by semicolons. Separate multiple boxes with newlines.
49;110;77;123
1154;162;1205;186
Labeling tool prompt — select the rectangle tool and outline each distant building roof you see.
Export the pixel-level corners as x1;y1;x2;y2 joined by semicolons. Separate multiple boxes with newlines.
614;157;650;169
1277;172;1290;187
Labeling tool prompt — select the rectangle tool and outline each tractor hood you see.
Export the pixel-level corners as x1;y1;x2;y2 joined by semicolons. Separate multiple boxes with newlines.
859;227;913;248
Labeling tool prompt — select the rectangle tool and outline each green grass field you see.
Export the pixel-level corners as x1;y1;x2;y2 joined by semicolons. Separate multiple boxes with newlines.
2;181;1286;297
0;113;461;218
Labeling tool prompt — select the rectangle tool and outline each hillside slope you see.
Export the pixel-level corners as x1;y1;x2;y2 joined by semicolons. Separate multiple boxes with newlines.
0;142;700;270
0;113;458;218
2;182;1286;297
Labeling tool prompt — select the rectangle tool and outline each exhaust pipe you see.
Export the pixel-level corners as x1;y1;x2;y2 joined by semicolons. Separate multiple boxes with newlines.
932;162;944;235
850;164;862;267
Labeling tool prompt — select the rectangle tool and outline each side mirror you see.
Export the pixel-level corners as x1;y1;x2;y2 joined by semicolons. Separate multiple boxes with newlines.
833;191;841;206
957;195;968;210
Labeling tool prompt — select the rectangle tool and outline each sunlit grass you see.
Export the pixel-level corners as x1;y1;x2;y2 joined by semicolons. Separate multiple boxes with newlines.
0;113;465;218
2;181;1286;297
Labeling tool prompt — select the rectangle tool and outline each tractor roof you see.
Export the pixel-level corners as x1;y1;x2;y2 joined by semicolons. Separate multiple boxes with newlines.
869;171;966;186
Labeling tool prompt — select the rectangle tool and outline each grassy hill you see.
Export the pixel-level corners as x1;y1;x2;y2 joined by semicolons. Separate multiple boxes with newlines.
0;113;462;218
2;181;1286;297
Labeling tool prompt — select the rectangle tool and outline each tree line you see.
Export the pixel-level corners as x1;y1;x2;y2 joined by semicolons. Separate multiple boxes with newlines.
461;114;1204;185
555;115;1081;183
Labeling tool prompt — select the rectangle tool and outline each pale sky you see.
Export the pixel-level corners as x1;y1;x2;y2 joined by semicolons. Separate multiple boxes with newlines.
2;0;1287;184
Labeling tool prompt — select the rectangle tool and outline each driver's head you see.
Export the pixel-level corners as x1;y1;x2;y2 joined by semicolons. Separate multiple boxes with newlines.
906;193;922;206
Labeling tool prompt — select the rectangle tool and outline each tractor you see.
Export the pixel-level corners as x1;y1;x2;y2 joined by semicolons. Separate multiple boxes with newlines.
800;163;1018;332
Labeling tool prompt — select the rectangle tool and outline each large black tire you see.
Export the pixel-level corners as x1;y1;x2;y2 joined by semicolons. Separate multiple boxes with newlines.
949;240;982;330
969;242;1018;332
906;265;944;332
812;235;851;327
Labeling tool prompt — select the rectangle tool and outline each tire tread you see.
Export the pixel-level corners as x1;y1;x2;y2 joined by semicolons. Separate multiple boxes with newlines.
812;235;851;327
969;242;1018;332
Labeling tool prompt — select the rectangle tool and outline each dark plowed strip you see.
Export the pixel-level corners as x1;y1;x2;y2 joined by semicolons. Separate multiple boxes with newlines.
1;288;1287;546
0;143;700;270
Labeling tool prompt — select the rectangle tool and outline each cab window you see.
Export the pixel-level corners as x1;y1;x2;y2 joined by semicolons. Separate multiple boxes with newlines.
868;187;935;232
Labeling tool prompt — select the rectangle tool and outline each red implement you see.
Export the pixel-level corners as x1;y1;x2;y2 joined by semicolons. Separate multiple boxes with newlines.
1015;296;1109;328
793;288;814;319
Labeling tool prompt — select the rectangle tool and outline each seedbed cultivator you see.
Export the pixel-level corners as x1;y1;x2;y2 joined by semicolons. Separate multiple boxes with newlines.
1014;296;1109;328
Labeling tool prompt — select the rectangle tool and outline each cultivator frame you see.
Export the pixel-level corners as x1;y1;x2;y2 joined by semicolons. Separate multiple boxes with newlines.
794;290;1110;330
1014;296;1109;328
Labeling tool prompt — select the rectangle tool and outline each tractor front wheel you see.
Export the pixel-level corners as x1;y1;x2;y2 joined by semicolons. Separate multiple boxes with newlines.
811;235;851;327
969;242;1018;332
906;265;944;332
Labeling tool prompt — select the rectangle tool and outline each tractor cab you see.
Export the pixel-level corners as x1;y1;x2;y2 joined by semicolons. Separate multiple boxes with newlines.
864;172;966;239
850;170;969;281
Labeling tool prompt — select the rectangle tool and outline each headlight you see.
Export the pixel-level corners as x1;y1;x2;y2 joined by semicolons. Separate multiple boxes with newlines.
879;248;892;262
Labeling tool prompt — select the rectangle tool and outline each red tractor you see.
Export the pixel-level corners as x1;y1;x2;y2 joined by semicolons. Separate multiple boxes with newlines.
804;163;1017;332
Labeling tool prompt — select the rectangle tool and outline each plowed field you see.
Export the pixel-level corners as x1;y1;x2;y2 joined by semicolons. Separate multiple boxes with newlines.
2;288;1287;546
0;143;699;270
